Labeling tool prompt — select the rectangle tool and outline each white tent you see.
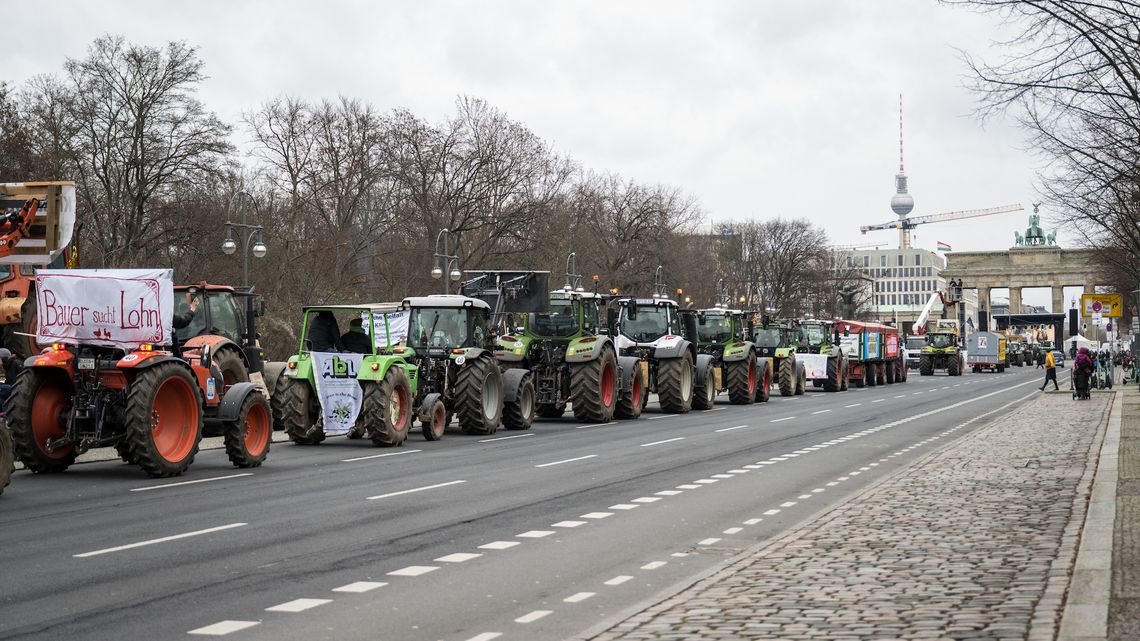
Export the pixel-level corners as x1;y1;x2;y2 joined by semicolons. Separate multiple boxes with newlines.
1059;333;1096;350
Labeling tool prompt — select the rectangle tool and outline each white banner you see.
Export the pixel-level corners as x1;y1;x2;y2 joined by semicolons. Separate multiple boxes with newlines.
36;269;174;348
798;353;828;379
311;351;365;436
839;334;859;358
370;311;409;349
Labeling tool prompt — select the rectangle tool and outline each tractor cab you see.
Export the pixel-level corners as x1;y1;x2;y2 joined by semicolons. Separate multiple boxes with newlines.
798;319;834;351
691;307;746;352
524;289;603;341
174;284;246;345
753;322;797;359
925;332;957;350
612;296;689;352
401;295;494;356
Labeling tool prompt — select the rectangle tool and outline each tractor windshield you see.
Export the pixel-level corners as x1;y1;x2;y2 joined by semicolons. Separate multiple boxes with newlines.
621;304;671;343
174;292;207;341
529;298;580;338
697;314;733;343
800;323;826;347
753;328;782;348
928;333;955;349
408;308;469;349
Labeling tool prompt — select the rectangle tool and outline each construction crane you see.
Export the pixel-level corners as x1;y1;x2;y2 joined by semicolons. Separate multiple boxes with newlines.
859;203;1024;249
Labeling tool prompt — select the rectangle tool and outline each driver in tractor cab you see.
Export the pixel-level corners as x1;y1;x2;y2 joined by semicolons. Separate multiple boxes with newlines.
340;317;372;353
172;292;201;357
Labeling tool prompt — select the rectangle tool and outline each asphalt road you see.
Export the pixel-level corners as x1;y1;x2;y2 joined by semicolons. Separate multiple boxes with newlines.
0;364;1064;641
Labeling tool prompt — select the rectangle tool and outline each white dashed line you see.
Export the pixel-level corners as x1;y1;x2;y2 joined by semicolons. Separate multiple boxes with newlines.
727;469;749;474
478;433;534;442
605;575;634;585
811;409;831;415
266;598;332;613
698;537;722;545
130;473;253;492
723;527;743;534
895;395;906;398
367;480;465;500
631;497;662;504
342;449;422;463
770;416;795;423
872;399;885;403
189;621;260;636
535;455;598;468
676;484;702;490
74;523;246;558
797;494;812;499
564;592;596;603
711;474;734;479
715;424;750;432
743;518;763;525
780;501;797;507
609;504;640;510
517;530;555;538
641;561;667;570
515;610;553;623
641;437;685;447
581;512;613;519
464;634;502;641
844;403;861;408
826;481;839;487
812;488;825;493
478;541;520;550
388;565;438;577
763;509;781;515
332;581;386;593
656;490;683;496
552;520;587;528
435;552;482;562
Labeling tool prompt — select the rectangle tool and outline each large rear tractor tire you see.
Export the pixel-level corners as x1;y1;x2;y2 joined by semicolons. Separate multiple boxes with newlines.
273;375;324;445
7;368;78;473
822;355;840;392
571;348;618;423
364;366;413;446
615;366;646;419
0;423;13;495
503;375;536;430
726;352;757;404
536;402;566;419
455;356;503;435
885;360;896;384
124;363;204;478
213;348;250;390
224;392;272;468
657;351;695;413
777;357;796;397
919;354;933;376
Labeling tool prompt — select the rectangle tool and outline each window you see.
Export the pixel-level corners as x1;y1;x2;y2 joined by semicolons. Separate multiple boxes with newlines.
915;254;921;266
892;295;897;305
897;255;903;266
880;255;887;267
847;256;853;267
864;256;869;267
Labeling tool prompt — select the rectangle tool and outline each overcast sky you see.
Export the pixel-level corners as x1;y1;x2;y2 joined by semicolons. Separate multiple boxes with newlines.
4;0;1049;258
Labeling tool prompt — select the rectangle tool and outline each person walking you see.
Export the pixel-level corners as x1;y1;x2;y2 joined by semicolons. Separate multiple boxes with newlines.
1040;349;1059;391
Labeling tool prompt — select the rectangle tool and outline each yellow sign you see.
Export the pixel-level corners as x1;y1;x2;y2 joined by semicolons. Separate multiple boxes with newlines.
1080;293;1122;317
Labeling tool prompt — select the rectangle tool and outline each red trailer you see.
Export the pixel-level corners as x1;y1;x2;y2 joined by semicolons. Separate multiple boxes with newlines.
837;321;908;388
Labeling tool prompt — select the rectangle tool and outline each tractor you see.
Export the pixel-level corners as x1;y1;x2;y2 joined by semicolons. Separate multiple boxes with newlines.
6;269;271;478
607;267;697;413
394;294;535;439
681;283;771;408
271;304;418;447
797;318;848;392
919;320;963;376
175;282;266;389
494;257;645;423
752;317;805;396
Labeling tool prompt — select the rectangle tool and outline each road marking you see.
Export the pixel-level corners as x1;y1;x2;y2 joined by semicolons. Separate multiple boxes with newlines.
479;541;520;550
743;465;763;470
770;417;795;423
707;407;725;412
698;537;722;545
564;592;596;603
645;415;669;420
631;497;662;503
912;392;923;395
797;494;812;499
711;474;734;479
74;523;246;558
641;437;685;447
189;621;260;636
266;598;331;613
837;476;849;481
723;527;743;534
811;409;831;415
727;469;750;474
517;530;556;538
715;424;750;432
694;479;719;484
850;471;862;476
581;512;613;519
388;565;438;577
609;504;640;510
333;581;386;593
812;488;825;493
844;403;861;408
367;480;465;500
872;399;885;403
605;575;634;585
478;433;534;442
744;518;763;525
641;561;668;570
895;395;906;398
826;482;839;486
676;484;702;489
464;634;502;641
535;455;598;468
763;509;781;515
130;473;253;492
656;490;683;496
553;520;587;527
342;449;422;463
515;610;553;623
780;501;797;507
436;552;483;562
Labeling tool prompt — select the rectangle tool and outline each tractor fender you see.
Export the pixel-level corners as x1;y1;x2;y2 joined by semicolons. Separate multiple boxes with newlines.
451;347;489;364
565;336;611;363
494;335;529;362
417;392;443;422
184;335;247;366
117;353;186;370
216;383;266;423
616;355;641;387
653;338;691;360
722;341;753;363
694;353;716;386
501;367;532;403
357;354;405;382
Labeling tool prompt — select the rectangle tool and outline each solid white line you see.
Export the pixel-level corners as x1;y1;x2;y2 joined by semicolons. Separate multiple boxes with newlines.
367;480;465;500
564;592;596;603
464;634;502;641
515;610;553;623
388;565;438;577
640;437;685;447
478;433;534;443
189;621;260;636
266;598;331;613
605;575;634;585
342;449;422;463
770;416;795;423
641;561;667;570
535;455;598;468
74;523;246;558
130;473;253;492
333;581;386;593
436;552;482;563
812;409;831;415
715;424;750;433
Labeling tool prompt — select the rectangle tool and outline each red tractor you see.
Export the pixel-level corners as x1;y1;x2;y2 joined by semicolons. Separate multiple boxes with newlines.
174;282;265;387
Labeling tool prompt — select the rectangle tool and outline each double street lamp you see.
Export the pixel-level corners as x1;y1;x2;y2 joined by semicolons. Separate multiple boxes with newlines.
221;191;267;368
432;228;461;294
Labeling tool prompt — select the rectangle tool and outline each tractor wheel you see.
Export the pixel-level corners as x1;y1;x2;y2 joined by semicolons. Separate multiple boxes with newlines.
7;368;77;473
726;352;757;404
0;423;13;495
948;355;962;377
756;361;772;402
223;392;272;468
795;363;806;395
273;375;324;445
885;360;896;384
657;351;695;413
421;398;447;441
4;296;38;360
364;366;413;446
571;348;618;422
693;367;716;410
213;348;250;390
840;359;850;391
865;364;877;387
875;363;886;386
777;357;796;397
124;363;204;478
503;375;536;430
822;356;840;392
455;356;503;435
115;441;138;465
897;359;907;383
919;354;933;376
536;402;566;419
615;366;645;419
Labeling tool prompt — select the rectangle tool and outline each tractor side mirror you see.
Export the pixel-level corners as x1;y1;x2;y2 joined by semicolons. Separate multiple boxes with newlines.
682;311;698;342
697;313;706;326
606;307;619;336
626;304;637;321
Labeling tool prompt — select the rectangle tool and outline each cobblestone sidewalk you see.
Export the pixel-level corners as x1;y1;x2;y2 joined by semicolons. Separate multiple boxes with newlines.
591;392;1111;641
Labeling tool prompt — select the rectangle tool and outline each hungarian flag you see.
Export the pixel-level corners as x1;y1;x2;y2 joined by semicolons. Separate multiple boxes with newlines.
937;241;951;252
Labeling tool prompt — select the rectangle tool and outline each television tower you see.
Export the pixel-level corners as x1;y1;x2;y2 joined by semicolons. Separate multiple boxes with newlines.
890;94;915;248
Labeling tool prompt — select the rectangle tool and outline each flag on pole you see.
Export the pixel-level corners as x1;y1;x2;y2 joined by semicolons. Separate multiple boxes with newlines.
937;241;952;252
966;317;974;329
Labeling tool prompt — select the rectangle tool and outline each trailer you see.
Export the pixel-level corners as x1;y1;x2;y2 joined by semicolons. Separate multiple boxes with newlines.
967;331;1007;373
836;321;907;387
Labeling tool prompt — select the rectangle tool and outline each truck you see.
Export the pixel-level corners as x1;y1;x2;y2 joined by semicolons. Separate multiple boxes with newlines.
752;318;805;396
919;319;964;376
683;294;772;408
967;331;1007;373
905;335;925;369
837;321;907;387
797;318;848;392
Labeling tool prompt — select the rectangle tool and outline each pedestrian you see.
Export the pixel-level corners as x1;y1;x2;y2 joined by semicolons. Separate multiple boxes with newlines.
1040;349;1059;391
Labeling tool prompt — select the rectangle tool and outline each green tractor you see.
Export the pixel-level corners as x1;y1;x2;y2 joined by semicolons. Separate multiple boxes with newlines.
271;304;419;447
797;318;849;392
682;283;772;408
918;320;963;376
752;317;806;396
393;294;535;440
494;256;645;423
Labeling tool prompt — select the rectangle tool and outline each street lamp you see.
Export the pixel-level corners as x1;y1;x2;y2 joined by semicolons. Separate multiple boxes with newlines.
221;191;267;370
432;228;461;294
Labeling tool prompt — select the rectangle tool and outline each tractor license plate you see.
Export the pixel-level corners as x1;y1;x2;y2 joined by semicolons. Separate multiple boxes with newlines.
78;357;95;370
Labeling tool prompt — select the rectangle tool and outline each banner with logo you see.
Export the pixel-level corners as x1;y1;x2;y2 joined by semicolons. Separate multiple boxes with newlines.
311;351;365;436
35;268;173;347
798;353;828;379
861;332;880;360
369;311;409;349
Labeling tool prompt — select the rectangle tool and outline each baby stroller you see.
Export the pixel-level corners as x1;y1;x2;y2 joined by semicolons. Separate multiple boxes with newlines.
1073;368;1092;400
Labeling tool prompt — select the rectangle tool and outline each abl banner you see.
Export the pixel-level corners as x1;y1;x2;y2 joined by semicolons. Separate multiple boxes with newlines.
311;351;366;436
36;268;173;348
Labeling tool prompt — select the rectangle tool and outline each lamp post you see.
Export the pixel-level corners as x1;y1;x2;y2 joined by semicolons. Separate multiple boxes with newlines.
222;191;267;367
432;228;462;294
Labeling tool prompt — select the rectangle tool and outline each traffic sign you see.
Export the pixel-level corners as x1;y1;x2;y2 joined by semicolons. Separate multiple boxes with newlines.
1092;300;1103;313
1081;293;1123;317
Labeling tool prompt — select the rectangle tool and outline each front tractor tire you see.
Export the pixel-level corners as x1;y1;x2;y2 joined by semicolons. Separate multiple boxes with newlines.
274;375;324;445
455;356;503;435
615;366;646;419
364;366;413;446
422;398;447;441
795;363;806;395
919;354;933;376
213;348;250;389
726;352;757;404
822;356;841;392
571;348;618;423
8;368;78;473
755;360;772;402
224;392;272;468
124;363;205;478
503;374;536;430
778;357;796;397
657;351;695;413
